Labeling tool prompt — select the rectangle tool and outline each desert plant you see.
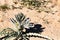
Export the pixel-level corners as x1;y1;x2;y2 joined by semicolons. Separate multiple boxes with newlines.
0;13;53;40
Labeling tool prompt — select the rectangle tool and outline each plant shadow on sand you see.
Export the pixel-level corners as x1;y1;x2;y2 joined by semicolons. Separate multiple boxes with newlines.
25;24;45;33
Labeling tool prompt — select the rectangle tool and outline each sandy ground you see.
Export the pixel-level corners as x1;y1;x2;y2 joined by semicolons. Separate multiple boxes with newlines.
0;0;60;40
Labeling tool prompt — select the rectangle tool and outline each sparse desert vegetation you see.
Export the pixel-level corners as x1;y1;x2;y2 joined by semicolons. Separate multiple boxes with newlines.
0;0;60;40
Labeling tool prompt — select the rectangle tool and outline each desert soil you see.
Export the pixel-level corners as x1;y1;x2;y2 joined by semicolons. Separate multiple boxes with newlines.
0;0;60;40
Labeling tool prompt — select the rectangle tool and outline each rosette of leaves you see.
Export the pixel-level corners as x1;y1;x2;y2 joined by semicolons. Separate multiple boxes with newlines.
0;13;53;40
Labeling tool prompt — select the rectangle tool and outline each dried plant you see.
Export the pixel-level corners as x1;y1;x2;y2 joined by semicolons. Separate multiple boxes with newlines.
0;0;55;13
0;13;53;40
19;0;53;13
0;4;10;11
